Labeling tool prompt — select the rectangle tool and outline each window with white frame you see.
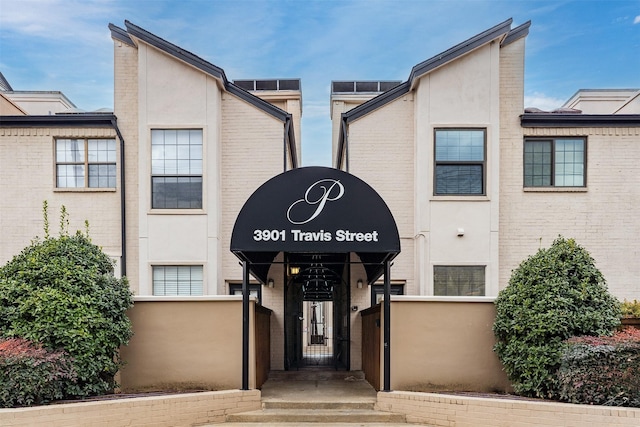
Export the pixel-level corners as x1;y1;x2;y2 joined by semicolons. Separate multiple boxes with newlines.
524;138;585;187
434;266;485;296
151;129;203;209
56;138;116;188
152;265;203;296
434;129;485;195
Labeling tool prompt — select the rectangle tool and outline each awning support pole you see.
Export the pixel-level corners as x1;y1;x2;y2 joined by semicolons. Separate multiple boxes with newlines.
383;259;391;392
242;260;250;390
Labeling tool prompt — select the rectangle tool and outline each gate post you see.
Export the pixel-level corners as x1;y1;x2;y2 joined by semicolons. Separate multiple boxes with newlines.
242;260;250;390
383;259;391;392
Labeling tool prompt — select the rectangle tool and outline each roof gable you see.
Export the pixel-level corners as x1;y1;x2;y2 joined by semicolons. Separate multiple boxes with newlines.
108;21;298;167
336;19;530;168
340;19;531;126
108;21;292;123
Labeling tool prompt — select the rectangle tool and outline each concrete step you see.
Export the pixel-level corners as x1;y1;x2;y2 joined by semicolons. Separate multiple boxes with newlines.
220;424;420;427
267;370;365;381
263;400;375;410
226;408;407;424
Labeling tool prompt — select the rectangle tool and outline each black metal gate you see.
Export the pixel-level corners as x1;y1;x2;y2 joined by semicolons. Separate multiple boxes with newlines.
284;254;349;370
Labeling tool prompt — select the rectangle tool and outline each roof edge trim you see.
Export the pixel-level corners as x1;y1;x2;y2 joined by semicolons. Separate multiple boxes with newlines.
502;21;531;47
521;113;640;127
118;21;298;159
124;20;227;83
408;18;513;83
343;82;411;124
0;114;117;128
108;23;134;46
226;82;290;122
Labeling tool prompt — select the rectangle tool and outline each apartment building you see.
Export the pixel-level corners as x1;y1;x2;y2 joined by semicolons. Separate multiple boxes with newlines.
1;19;639;386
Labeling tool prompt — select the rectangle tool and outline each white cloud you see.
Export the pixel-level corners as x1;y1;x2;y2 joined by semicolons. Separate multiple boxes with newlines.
0;0;120;43
634;15;640;24
524;92;566;111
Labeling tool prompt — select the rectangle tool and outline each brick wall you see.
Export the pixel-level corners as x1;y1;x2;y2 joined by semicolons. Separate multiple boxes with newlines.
348;95;416;294
377;391;640;427
0;390;259;427
0;127;121;267
499;126;640;300
113;37;140;291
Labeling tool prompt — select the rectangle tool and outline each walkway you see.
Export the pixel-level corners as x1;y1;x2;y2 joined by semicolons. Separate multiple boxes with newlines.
216;370;430;426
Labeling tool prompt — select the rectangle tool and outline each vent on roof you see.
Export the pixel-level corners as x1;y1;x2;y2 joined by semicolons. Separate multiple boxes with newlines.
234;79;300;91
331;81;401;94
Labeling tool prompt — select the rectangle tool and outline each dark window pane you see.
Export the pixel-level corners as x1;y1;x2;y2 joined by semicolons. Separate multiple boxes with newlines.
332;81;356;93
435;165;483;194
524;141;552;187
234;80;255;90
152;177;202;209
434;266;485;296
356;81;378;92
278;79;300;90
256;80;278;90
379;81;401;91
88;164;116;188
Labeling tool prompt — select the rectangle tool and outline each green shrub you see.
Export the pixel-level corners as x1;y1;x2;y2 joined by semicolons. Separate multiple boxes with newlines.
493;237;621;398
0;338;76;407
0;206;133;399
621;300;640;318
558;329;640;406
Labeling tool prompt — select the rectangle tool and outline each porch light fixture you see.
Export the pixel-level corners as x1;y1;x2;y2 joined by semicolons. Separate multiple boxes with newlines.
357;279;363;289
267;278;274;288
289;266;300;276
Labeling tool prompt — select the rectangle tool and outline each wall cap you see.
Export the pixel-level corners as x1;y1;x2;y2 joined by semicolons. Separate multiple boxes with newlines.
391;296;496;303
133;295;257;302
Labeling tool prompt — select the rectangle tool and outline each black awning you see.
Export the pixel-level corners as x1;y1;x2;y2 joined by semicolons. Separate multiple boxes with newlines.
231;166;400;283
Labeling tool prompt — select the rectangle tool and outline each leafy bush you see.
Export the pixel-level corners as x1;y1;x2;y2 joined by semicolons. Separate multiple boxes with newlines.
0;338;76;407
0;205;133;399
621;300;640;318
493;237;621;398
558;329;640;406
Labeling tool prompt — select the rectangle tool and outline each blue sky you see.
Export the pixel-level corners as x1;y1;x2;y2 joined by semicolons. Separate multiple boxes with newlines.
1;0;638;166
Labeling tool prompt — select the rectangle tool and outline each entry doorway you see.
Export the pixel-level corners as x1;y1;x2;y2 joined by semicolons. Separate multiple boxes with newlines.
302;301;333;366
284;254;350;371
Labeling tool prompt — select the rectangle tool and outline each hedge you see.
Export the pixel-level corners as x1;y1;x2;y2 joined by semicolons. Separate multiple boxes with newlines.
558;328;640;407
0;338;76;407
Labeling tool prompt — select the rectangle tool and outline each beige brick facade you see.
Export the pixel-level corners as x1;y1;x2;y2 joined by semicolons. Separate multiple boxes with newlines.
0;126;121;267
500;126;640;299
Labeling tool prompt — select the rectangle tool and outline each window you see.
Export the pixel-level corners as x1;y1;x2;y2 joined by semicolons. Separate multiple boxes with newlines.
434;129;485;195
524;138;585;187
151;129;203;209
371;284;404;306
56;138;116;188
434;266;485;296
152;265;203;296
229;283;262;304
